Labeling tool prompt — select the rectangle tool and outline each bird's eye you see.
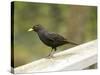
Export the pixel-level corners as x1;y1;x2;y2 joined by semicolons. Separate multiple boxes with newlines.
35;25;38;28
33;24;41;29
35;24;40;27
36;25;39;27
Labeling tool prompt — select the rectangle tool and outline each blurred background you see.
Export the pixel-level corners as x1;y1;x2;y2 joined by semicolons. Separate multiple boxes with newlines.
13;1;97;67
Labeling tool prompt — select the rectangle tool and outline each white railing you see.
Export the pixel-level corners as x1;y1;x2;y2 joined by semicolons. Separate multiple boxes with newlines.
14;40;97;74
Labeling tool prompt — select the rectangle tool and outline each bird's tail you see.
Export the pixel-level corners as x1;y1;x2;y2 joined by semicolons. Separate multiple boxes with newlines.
67;41;79;45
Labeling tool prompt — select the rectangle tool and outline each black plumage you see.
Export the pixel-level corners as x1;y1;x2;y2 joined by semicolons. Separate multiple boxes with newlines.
28;24;78;57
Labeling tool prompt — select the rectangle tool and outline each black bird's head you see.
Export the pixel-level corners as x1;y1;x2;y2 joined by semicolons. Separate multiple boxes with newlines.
28;24;44;32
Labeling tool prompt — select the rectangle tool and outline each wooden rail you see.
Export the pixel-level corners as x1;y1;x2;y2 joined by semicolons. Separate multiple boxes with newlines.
14;40;97;74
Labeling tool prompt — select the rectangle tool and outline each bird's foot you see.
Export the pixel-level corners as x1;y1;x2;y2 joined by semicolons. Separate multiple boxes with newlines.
45;54;55;59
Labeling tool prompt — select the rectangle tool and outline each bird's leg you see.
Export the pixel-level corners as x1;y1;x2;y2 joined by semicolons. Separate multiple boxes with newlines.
48;47;57;57
54;48;57;51
46;48;54;58
46;47;57;58
47;48;54;57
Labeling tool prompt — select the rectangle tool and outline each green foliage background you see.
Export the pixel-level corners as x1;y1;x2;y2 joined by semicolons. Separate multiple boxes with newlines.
13;1;97;67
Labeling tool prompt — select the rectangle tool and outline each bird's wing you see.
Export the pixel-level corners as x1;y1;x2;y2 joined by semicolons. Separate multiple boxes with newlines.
46;32;67;42
45;32;78;45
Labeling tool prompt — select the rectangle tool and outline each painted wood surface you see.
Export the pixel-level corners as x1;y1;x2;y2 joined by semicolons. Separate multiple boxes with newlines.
14;40;97;73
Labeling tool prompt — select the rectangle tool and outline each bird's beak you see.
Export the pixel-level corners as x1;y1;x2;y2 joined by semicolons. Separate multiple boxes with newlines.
28;28;33;32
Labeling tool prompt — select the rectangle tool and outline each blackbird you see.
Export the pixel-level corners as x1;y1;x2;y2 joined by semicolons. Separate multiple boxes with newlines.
28;24;78;57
